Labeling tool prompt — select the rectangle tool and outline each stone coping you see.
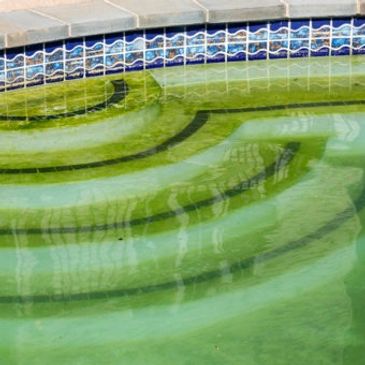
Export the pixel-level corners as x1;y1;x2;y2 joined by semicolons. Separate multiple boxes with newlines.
0;0;363;49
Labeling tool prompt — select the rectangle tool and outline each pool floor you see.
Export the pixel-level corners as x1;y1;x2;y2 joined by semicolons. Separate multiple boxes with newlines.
0;56;364;364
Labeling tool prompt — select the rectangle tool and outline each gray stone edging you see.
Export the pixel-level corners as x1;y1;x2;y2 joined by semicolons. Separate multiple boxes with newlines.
0;0;362;49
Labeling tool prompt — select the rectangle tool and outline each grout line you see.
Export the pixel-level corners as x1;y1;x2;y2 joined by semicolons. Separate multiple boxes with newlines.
192;0;209;22
309;18;313;59
103;0;140;28
357;0;361;14
350;17;354;56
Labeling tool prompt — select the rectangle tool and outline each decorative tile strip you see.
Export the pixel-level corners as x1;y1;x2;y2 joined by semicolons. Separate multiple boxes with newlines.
0;17;365;91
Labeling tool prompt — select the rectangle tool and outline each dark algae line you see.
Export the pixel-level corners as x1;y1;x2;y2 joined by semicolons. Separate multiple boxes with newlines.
0;79;129;122
1;97;365;174
0;110;209;174
2;168;364;305
0;141;300;236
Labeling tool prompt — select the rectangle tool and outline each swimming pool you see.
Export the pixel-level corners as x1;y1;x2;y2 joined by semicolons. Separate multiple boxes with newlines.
0;56;364;363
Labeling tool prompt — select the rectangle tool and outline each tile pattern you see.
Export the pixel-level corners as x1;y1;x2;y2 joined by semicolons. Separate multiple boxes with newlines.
0;17;364;91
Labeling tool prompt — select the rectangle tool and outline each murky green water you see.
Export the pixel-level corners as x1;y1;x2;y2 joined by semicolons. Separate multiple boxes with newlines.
0;56;365;364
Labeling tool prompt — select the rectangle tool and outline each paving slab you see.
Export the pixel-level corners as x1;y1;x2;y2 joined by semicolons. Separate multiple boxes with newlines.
0;0;86;12
287;0;357;18
196;0;286;23
34;0;136;37
0;10;68;48
108;0;206;29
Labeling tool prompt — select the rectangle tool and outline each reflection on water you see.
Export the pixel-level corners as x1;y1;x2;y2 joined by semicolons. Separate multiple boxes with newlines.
0;57;364;364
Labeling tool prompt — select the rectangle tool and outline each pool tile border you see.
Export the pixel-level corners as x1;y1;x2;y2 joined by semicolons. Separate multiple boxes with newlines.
0;17;364;91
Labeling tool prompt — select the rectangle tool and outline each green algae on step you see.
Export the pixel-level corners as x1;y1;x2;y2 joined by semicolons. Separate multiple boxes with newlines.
0;57;365;364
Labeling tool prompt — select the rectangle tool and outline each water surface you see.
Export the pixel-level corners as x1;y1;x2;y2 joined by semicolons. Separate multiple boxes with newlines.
0;57;364;364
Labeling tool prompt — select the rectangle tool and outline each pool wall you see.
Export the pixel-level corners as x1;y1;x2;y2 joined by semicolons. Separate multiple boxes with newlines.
0;0;365;90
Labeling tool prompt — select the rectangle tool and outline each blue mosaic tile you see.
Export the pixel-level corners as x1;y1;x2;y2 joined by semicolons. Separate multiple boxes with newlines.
145;29;165;50
86;66;104;77
45;61;64;83
0;51;4;72
125;31;144;52
207;44;225;55
165;47;184;64
45;41;64;63
186;25;205;46
86;56;104;77
227;51;246;62
353;18;365;28
353;36;365;54
0;17;364;90
6;48;25;69
227;22;246;32
186;46;205;64
146;49;164;69
25;44;44;66
26;65;44;79
290;49;309;58
26;64;44;86
332;37;350;48
166;27;185;48
311;38;330;48
270;21;289;40
290;39;309;50
353;48;365;55
6;70;23;84
227;43;246;62
227;43;245;53
6;68;25;90
105;33;124;55
227;46;246;61
312;19;331;40
290;20;310;39
312;18;331;29
248;42;267;60
146;56;164;69
0;71;5;92
248;51;267;60
227;23;247;43
105;53;123;66
105;53;124;74
291;19;310;29
290;37;310;58
65;59;83;72
331;38;351;56
125;51;144;71
65;58;84;80
207;24;226;45
207;44;225;63
125;51;143;63
46;61;63;74
66;38;84;60
165;51;184;67
85;35;104;58
249;23;268;41
269;40;288;59
332;18;352;37
353;18;365;37
353;28;365;37
311;38;330;57
228;30;247;44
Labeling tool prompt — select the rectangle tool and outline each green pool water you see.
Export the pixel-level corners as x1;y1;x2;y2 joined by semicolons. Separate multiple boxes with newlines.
1;56;365;364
